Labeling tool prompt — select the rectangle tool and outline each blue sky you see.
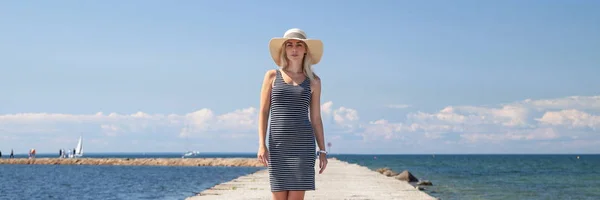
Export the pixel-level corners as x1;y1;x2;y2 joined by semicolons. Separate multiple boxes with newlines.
1;0;599;154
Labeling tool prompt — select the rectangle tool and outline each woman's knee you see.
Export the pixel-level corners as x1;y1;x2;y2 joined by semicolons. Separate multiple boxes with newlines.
272;190;288;200
287;190;306;200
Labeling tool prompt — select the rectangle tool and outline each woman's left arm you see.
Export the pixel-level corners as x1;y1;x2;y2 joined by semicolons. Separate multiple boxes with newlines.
310;76;326;153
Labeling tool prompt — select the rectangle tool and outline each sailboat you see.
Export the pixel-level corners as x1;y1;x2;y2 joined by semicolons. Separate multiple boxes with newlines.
181;122;200;158
73;136;83;158
182;151;200;158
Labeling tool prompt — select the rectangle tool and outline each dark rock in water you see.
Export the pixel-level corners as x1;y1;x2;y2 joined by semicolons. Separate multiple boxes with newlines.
395;170;419;182
417;180;433;186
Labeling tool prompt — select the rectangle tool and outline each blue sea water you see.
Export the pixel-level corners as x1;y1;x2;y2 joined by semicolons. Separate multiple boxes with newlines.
0;153;262;200
335;154;600;200
1;153;599;200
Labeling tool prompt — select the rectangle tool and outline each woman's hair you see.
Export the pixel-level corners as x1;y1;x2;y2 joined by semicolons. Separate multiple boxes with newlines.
278;42;316;81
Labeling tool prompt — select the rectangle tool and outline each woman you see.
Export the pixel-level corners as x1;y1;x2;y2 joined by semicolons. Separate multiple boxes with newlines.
257;28;328;200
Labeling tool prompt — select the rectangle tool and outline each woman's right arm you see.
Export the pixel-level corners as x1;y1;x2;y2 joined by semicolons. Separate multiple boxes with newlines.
257;69;276;165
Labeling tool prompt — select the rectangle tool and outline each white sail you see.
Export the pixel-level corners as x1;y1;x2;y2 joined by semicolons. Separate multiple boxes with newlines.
74;136;83;157
181;122;200;158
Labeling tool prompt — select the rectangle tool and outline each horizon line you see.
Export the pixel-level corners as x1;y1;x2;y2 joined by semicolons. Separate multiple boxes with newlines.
6;151;599;155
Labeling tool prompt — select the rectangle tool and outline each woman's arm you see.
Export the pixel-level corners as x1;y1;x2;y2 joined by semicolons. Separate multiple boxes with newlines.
310;76;326;152
258;70;276;148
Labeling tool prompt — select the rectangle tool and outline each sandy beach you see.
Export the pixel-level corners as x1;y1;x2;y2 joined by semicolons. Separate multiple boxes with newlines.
0;158;263;167
187;158;438;200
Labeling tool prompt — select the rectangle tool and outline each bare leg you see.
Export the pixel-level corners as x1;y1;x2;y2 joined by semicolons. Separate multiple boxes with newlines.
287;191;306;200
272;191;288;200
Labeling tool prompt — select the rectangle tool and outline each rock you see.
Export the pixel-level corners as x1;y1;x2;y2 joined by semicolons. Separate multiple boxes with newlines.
417;180;433;186
415;186;425;191
383;170;398;177
376;167;391;174
395;170;419;182
375;167;399;177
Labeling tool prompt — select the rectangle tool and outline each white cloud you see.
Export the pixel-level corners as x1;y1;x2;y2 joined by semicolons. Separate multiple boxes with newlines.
320;101;361;132
536;109;600;129
0;101;356;139
523;96;600;111
407;104;531;127
358;95;600;144
460;127;560;143
332;107;359;127
179;108;215;137
215;107;257;130
361;119;403;141
321;101;333;115
1;95;599;153
100;124;121;137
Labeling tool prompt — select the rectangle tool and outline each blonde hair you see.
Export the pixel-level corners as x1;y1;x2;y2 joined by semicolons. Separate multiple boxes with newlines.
278;42;316;81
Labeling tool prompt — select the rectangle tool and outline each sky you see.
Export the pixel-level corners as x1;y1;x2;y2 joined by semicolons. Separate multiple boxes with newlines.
1;0;599;154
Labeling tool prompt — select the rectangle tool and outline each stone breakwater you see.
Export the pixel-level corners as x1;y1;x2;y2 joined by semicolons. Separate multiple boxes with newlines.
0;158;264;167
375;167;434;191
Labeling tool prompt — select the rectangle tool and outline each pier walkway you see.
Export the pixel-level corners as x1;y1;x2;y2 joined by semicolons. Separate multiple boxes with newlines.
187;158;437;200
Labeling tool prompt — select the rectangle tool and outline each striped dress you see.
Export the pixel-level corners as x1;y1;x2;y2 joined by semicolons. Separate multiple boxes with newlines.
268;69;316;192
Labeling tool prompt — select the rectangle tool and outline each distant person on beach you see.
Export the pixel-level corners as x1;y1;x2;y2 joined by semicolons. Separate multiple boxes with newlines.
257;28;328;200
10;149;14;158
29;149;36;159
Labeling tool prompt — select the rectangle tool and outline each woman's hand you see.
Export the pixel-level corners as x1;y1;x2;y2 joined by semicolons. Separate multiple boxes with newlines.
318;153;328;174
257;146;269;167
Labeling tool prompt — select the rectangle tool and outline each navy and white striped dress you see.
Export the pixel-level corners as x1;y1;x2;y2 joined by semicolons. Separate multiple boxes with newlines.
268;69;316;192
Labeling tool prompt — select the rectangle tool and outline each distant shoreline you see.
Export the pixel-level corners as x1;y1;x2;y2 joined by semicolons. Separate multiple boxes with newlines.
0;158;264;167
1;152;597;156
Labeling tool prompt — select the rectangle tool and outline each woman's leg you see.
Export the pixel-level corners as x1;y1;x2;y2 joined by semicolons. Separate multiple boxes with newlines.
287;191;306;200
272;191;288;200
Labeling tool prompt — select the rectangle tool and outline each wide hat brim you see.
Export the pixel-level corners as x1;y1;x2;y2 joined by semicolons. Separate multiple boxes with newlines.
269;37;323;66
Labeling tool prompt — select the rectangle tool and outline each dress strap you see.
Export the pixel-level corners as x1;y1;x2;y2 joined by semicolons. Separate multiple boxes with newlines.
275;69;281;83
272;69;282;87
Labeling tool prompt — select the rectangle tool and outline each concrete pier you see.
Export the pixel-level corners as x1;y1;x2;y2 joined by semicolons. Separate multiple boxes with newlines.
187;158;437;200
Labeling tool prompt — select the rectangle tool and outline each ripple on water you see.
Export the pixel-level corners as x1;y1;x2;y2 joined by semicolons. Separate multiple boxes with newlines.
0;164;262;200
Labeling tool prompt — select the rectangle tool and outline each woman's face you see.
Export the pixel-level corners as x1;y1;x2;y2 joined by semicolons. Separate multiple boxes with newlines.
284;39;307;63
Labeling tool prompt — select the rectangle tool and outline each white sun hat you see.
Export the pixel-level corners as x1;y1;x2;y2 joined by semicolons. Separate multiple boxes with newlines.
268;28;324;66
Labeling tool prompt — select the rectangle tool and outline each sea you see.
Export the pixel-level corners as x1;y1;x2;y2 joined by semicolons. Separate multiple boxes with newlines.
0;153;598;200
